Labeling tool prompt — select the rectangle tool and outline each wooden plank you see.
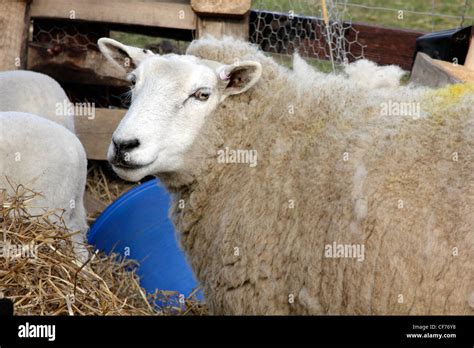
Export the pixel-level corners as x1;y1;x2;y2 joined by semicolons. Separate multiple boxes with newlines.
27;42;128;87
409;52;462;87
347;23;423;70
75;108;126;160
411;47;474;87
84;192;107;217
197;13;249;39
30;0;196;30
0;0;31;70
431;58;474;83
191;0;250;17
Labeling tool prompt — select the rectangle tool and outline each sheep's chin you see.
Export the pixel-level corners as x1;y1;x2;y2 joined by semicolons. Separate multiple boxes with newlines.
112;165;150;182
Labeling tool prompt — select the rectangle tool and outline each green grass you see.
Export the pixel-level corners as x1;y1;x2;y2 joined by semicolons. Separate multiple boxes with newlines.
113;0;473;73
253;0;474;32
114;1;474;49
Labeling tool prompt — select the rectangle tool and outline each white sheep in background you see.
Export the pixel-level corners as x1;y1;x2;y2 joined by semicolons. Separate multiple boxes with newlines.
0;111;88;259
0;70;75;132
99;36;473;315
343;58;406;89
292;54;406;89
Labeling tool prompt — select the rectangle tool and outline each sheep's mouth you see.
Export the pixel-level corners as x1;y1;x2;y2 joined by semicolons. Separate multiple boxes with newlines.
110;159;157;182
109;160;151;170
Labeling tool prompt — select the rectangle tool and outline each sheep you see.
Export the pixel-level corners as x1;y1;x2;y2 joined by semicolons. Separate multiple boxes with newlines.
342;58;406;89
292;54;405;90
0;111;88;260
0;70;75;132
98;36;474;315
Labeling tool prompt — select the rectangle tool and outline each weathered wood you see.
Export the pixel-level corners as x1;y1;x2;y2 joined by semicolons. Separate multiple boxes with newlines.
343;23;423;70
75;108;127;160
432;58;474;83
464;27;473;70
0;0;31;70
0;188;5;208
191;0;250;17
197;13;249;39
84;192;108;217
409;52;463;87
30;0;196;30
27;42;128;86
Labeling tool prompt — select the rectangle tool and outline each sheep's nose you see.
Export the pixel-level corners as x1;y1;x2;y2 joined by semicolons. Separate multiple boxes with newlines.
113;138;140;154
112;138;140;164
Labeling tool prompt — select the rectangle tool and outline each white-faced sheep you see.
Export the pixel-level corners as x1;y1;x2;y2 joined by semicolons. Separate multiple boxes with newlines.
99;36;474;315
0;70;75;132
0;111;88;259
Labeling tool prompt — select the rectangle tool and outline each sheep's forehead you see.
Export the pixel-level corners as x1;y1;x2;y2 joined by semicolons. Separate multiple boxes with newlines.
138;55;216;86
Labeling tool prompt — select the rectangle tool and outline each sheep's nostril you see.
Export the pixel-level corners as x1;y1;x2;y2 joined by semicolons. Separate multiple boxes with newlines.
113;138;140;153
121;139;140;151
112;138;140;166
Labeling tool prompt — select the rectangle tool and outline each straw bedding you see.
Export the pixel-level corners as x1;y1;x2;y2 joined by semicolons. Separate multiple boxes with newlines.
0;162;207;315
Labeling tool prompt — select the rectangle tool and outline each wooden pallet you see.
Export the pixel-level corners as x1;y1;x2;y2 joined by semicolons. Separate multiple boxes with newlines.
410;27;473;87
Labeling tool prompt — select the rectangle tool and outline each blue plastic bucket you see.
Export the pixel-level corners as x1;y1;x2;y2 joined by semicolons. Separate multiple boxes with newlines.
88;179;202;305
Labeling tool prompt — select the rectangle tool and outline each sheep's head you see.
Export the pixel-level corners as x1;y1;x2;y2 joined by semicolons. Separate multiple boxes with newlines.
98;38;262;182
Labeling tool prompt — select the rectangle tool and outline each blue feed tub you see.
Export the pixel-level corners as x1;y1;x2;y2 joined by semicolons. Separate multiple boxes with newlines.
88;179;202;305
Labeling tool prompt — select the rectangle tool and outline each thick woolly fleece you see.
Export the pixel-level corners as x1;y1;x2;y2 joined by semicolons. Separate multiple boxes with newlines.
0;111;88;256
159;37;473;314
0;70;75;132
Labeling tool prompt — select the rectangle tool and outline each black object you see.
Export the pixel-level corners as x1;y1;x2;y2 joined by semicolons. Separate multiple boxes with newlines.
414;25;472;66
1;316;474;345
0;298;14;316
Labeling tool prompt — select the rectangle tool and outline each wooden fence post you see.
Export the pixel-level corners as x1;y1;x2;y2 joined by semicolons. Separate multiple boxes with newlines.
191;0;251;39
0;188;6;245
0;0;31;71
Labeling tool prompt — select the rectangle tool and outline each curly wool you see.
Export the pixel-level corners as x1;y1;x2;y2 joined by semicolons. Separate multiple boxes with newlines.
160;36;474;314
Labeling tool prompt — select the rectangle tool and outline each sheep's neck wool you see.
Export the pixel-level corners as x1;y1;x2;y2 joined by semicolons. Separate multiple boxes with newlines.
162;37;474;315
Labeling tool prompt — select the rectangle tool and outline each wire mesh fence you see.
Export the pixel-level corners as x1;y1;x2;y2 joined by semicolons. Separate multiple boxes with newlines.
250;0;365;70
252;0;473;32
342;0;473;32
29;1;474;107
250;0;473;70
31;19;190;109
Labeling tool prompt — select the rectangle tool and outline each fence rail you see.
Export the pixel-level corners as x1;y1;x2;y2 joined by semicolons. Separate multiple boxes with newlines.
249;9;423;70
0;0;469;160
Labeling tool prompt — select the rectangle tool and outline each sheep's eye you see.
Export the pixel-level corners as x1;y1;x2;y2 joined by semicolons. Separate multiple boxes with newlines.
192;89;211;101
127;73;137;86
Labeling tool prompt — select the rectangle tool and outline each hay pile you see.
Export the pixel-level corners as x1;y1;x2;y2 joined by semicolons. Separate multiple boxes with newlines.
85;161;137;222
86;161;136;207
0;184;207;315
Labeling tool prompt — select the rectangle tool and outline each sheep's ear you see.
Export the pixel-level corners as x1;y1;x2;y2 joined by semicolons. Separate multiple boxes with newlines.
218;61;262;97
98;38;153;74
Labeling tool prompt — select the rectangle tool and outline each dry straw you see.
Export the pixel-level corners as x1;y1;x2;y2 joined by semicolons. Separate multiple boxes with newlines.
0;183;207;316
86;162;135;206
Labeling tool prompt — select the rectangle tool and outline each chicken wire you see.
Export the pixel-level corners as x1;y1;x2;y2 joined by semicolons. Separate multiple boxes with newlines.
29;1;473;103
30;19;189;109
251;0;365;71
32;20;103;52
